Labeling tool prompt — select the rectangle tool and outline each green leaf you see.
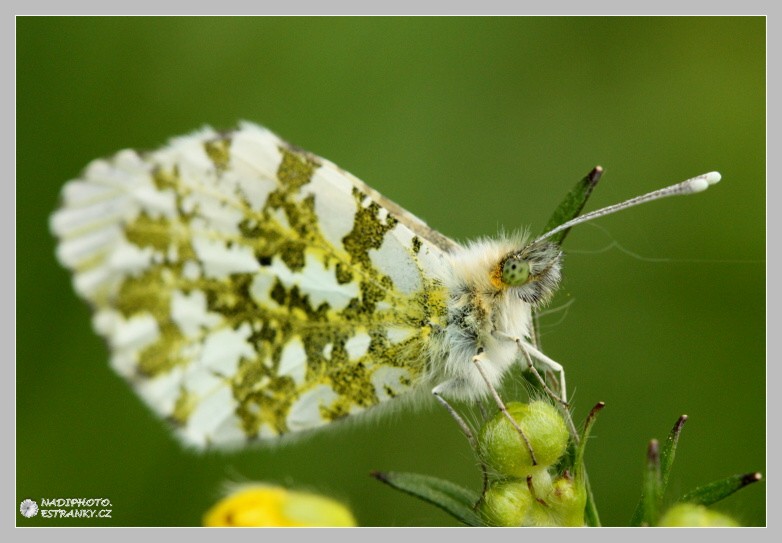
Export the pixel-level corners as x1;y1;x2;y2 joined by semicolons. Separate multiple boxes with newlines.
679;472;763;507
576;402;604;473
660;415;687;490
577;402;605;527
643;440;663;525
630;440;663;526
371;471;483;526
540;166;602;245
531;167;601;359
630;416;687;526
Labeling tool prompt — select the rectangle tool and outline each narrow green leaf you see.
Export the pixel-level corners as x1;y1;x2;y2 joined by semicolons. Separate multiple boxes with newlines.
644;440;663;524
660;415;688;490
371;471;483;526
679;472;763;507
631;439;663;527
575;402;604;527
576;402;604;472
631;416;688;526
540;166;602;245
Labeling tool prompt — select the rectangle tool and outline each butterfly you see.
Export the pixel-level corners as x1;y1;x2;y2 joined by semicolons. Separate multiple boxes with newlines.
50;121;720;448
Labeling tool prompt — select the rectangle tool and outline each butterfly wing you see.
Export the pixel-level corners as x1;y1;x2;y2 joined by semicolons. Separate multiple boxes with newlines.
50;122;455;447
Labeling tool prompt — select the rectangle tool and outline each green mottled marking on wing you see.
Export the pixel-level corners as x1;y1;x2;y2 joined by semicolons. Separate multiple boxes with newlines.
343;187;399;270
171;387;197;425
412;236;422;254
138;323;187;377
115;266;171;321
54;125;453;445
204;136;232;170
335;262;354;284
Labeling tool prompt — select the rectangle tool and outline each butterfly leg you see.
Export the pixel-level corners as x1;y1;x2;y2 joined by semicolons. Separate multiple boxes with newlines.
431;383;477;448
495;331;581;442
516;341;580;441
519;346;569;405
470;348;538;466
431;383;489;497
518;341;568;406
493;331;568;403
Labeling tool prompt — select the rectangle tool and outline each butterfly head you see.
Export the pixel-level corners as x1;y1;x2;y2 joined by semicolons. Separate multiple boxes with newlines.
492;240;562;306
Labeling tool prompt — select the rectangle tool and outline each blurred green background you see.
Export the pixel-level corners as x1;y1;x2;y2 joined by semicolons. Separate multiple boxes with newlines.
17;16;765;527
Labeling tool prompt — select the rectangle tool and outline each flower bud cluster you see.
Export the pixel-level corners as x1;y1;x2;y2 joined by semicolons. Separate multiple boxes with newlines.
478;400;585;526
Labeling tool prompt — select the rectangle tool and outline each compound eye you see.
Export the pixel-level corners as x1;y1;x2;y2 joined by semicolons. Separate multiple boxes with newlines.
501;256;530;286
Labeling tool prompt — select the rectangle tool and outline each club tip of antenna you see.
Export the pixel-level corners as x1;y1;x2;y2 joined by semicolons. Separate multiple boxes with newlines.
687;171;722;193
705;171;722;185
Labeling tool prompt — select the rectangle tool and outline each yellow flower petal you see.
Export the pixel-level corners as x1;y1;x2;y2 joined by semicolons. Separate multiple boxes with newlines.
204;484;356;527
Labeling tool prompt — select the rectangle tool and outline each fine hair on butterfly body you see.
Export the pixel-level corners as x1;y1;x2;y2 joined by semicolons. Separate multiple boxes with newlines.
50;121;720;448
427;233;561;402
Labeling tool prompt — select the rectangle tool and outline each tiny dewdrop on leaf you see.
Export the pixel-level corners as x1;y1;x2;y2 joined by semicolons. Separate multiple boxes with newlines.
479;401;569;478
49;121;721;453
203;484;356;527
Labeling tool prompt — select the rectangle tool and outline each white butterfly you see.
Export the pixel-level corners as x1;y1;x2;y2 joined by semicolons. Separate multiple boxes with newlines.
50;121;720;448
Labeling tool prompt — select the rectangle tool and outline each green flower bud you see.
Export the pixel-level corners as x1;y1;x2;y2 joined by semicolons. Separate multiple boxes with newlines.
546;475;587;527
529;469;554;498
479;400;569;478
658;503;739;527
521;470;557;527
480;479;533;527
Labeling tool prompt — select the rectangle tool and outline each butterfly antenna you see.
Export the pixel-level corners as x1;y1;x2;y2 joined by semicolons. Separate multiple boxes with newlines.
535;172;721;244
